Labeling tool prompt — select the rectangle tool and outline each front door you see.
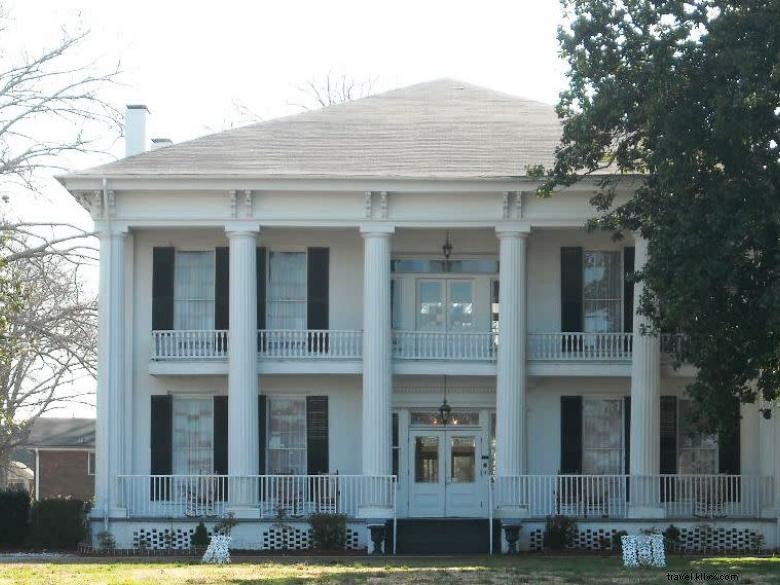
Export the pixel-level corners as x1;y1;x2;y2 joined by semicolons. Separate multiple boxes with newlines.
408;427;485;517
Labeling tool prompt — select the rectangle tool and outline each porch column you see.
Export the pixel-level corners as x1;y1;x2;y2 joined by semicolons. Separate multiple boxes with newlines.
495;227;529;476
360;225;394;477
629;234;662;516
226;226;260;510
95;227;127;518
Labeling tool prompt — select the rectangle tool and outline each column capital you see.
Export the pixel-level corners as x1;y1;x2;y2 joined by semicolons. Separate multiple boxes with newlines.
225;223;262;238
360;223;395;237
495;224;531;239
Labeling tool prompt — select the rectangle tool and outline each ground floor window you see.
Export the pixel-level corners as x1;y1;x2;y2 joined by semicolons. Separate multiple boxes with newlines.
172;397;214;475
582;398;623;475
267;397;307;474
678;399;718;474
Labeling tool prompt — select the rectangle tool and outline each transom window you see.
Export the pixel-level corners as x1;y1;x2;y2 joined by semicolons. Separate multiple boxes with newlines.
409;411;479;426
174;251;215;330
172;397;214;475
392;258;499;274
266;397;307;474
583;251;622;333
267;252;307;330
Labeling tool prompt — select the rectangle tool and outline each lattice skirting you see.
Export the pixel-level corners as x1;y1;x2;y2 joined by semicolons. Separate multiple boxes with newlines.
132;526;213;550
260;525;362;550
521;523;768;552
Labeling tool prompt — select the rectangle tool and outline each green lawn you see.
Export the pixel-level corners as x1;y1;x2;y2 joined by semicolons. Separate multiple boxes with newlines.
1;555;779;585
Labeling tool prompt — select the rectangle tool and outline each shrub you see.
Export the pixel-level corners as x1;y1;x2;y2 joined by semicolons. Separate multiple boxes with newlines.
612;530;628;551
664;524;681;553
0;488;30;549
542;515;577;550
96;531;116;550
27;498;90;550
309;513;347;550
214;512;237;536
191;521;210;548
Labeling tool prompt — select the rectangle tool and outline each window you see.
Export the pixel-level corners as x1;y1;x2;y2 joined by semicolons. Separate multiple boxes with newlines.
267;398;307;474
174;251;215;330
678;400;718;474
87;451;96;476
582;398;624;475
490;280;499;335
391;279;402;329
172;398;214;475
267;252;307;330
583;251;622;333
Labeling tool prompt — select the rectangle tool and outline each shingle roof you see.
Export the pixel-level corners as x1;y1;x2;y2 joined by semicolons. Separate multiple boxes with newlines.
23;418;95;448
75;79;561;180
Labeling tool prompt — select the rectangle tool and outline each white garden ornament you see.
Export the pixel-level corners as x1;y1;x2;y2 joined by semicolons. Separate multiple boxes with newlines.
621;534;666;568
201;534;231;564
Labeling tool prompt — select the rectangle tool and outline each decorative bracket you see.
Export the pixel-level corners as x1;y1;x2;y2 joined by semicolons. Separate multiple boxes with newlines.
364;191;390;219
74;190;103;219
501;191;523;219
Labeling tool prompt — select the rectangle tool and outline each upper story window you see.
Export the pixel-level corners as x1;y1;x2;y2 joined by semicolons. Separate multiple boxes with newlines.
174;251;215;330
87;451;96;476
267;252;307;330
583;251;622;333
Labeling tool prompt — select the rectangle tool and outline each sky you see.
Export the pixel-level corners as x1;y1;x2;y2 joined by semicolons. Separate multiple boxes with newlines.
6;0;568;417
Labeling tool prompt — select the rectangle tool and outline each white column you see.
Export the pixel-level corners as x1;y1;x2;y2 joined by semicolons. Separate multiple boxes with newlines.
360;225;394;477
495;227;528;476
629;235;662;516
226;228;259;509
95;228;127;518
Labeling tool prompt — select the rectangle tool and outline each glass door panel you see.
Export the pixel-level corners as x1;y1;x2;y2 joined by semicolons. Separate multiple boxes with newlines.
414;436;440;483
447;281;474;332
449;436;476;483
417;281;444;331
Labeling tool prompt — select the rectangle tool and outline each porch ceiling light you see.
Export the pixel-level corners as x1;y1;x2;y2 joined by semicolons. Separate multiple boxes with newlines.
442;230;453;259
438;399;452;426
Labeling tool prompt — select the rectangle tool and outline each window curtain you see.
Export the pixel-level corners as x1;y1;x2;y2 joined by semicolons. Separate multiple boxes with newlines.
174;251;215;330
172;398;214;475
267;398;306;474
583;251;622;333
582;398;624;474
267;252;307;330
678;400;718;474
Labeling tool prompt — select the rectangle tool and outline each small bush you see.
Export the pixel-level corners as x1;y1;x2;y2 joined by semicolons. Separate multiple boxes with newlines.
309;513;347;550
214;512;237;536
542;515;577;550
191;521;209;548
0;488;30;549
612;530;628;551
96;531;116;550
664;524;681;553
27;498;90;550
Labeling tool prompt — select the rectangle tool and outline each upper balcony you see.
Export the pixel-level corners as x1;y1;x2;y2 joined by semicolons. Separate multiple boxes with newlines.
148;329;684;376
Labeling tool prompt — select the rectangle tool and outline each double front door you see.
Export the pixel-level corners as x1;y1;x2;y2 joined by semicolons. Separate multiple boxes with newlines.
408;428;487;517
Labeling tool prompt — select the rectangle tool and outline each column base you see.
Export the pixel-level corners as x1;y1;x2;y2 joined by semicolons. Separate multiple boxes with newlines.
495;505;529;520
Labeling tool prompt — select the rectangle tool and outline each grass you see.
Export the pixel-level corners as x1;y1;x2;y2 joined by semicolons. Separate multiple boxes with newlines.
1;555;779;585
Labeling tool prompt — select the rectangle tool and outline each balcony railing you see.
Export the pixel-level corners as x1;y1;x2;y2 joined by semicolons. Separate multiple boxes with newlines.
258;330;362;359
492;475;773;519
117;474;397;519
392;330;498;361
527;332;633;361
152;330;229;360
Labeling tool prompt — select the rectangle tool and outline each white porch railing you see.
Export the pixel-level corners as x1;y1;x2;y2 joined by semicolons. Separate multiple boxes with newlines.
493;475;773;519
392;330;498;361
117;474;396;519
527;332;633;361
152;330;229;360
258;330;362;359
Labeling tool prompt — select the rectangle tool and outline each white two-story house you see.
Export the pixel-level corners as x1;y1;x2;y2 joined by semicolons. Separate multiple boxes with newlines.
58;79;780;553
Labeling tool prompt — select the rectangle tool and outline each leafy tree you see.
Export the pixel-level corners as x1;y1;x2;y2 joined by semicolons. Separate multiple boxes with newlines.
542;0;780;430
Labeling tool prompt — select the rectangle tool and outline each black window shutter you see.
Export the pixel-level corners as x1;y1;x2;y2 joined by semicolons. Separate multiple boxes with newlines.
718;401;741;475
258;395;267;473
561;247;583;333
307;248;329;330
257;247;267;330
306;396;329;474
660;396;678;475
624;396;631;474
560;396;582;473
623;247;635;333
215;247;229;330
150;395;172;500
213;396;228;475
152;247;175;330
392;413;399;477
